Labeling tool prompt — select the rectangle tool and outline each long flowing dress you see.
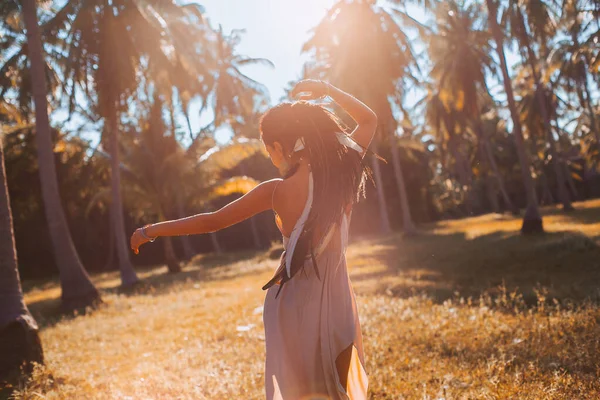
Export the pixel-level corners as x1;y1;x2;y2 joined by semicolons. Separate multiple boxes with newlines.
263;207;368;400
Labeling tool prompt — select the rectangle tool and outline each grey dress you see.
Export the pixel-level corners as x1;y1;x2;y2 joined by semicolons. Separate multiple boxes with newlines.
263;206;368;400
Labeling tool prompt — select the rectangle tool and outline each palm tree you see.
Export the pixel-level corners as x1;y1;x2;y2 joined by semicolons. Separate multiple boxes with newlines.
56;0;209;284
485;0;543;233
422;87;478;213
550;0;600;155
202;27;273;245
426;0;515;214
201;26;273;131
0;133;44;385
13;0;101;308
502;0;573;211
303;0;421;233
88;98;266;267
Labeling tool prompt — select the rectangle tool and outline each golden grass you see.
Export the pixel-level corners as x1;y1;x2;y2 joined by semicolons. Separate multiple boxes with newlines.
12;199;600;399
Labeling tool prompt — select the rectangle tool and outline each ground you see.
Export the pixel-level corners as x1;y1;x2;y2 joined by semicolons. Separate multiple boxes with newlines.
11;199;600;399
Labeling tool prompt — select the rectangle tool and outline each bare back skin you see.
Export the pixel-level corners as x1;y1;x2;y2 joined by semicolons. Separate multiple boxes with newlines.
272;162;310;238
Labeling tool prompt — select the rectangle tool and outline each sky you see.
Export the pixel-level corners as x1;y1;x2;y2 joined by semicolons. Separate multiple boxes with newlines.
182;0;428;143
200;0;337;102
184;0;341;143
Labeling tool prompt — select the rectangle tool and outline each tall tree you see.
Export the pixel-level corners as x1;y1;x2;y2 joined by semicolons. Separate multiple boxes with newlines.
550;0;600;156
426;0;515;213
485;0;544;233
503;0;573;210
19;0;100;307
303;0;420;233
203;27;273;245
0;135;44;389
58;0;207;283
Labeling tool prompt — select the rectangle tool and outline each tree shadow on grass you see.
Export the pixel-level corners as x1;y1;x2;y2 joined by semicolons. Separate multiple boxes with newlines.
351;229;600;306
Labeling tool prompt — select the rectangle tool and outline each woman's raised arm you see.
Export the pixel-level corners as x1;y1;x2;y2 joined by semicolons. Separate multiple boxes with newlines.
130;179;281;254
291;80;378;152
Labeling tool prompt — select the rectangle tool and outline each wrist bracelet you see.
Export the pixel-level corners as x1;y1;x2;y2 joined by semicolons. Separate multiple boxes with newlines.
140;225;157;242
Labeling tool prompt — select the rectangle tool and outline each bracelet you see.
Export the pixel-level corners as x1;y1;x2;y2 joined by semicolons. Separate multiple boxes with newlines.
140;225;157;242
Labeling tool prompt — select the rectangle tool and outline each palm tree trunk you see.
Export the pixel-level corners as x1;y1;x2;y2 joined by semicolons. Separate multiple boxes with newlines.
389;141;415;233
103;215;115;270
175;192;195;260
449;137;475;215
476;118;516;213
521;34;573;211
21;0;100;309
0;138;44;386
162;236;181;273
564;162;579;201
370;141;392;234
155;209;181;273
107;107;139;286
486;0;543;233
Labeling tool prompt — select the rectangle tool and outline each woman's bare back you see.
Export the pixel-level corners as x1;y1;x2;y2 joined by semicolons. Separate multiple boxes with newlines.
272;162;310;238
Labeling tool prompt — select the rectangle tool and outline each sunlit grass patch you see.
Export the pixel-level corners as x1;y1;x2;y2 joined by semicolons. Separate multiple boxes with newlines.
17;200;600;399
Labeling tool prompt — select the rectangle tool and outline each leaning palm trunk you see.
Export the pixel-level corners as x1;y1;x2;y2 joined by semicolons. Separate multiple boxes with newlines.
522;37;573;211
22;0;100;309
486;0;543;233
389;142;415;233
107;109;139;286
0;138;44;385
370;141;392;234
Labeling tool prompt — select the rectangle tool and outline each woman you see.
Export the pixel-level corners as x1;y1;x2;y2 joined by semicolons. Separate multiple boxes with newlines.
130;79;377;399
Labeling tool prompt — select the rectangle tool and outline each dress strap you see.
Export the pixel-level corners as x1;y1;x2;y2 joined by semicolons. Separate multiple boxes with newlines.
285;171;314;278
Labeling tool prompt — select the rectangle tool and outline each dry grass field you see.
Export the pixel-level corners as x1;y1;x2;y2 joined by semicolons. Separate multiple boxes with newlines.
10;199;600;399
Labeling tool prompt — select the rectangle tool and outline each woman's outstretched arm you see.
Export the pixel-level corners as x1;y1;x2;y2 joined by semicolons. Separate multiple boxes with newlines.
130;179;280;254
291;80;378;152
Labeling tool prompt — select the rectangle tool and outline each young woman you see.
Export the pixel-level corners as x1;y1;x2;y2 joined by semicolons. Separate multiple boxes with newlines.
130;79;377;399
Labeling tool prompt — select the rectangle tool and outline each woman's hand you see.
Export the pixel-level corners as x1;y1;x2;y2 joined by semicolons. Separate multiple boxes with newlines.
130;227;152;255
291;79;329;101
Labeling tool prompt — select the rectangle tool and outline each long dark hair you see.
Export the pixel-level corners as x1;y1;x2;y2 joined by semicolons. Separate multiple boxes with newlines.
260;101;372;291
